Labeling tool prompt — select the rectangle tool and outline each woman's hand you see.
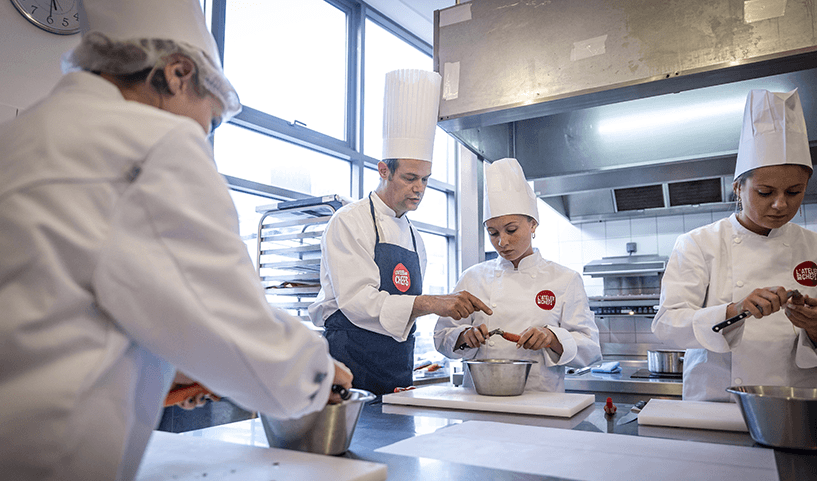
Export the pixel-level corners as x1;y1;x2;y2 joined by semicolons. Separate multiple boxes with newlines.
518;327;563;355
456;323;489;349
328;360;354;404
785;294;817;343
168;373;216;410
175;390;211;410
728;286;789;320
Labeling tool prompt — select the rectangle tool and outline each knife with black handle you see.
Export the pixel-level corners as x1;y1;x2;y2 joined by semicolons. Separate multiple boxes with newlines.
712;289;802;333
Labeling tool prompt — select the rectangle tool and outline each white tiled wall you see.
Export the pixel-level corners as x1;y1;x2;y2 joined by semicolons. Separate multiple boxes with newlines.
532;201;817;298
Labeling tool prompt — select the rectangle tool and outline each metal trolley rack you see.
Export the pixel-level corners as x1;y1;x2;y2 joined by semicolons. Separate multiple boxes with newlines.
255;195;348;322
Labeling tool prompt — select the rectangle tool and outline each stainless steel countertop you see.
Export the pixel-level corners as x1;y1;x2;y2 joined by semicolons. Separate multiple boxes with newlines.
179;395;815;480
565;359;682;402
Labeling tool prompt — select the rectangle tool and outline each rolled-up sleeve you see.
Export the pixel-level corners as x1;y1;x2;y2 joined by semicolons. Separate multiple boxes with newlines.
318;211;416;341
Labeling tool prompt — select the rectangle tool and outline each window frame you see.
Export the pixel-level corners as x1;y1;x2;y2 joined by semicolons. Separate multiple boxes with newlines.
208;0;459;293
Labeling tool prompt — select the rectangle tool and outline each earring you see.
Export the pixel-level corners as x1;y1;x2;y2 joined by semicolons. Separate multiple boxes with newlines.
736;196;742;213
532;232;536;239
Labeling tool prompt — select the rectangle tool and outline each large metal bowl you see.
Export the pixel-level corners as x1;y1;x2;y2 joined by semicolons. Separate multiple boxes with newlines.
464;359;536;396
260;388;375;455
726;385;817;450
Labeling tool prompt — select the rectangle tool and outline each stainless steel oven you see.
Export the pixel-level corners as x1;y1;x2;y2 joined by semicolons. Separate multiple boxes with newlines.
583;254;681;359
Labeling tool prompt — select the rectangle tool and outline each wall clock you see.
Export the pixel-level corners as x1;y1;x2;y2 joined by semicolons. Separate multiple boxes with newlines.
10;0;81;35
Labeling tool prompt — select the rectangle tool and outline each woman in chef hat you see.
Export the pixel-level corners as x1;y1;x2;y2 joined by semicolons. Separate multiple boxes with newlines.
434;158;601;392
652;89;817;402
0;1;351;480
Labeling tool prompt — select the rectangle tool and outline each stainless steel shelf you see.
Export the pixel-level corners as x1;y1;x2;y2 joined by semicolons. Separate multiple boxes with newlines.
256;196;348;319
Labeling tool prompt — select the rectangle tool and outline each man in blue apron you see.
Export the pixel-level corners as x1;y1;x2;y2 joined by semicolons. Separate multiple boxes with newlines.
309;69;492;395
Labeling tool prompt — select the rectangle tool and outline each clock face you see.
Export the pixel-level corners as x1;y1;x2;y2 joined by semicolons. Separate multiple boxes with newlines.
10;0;81;35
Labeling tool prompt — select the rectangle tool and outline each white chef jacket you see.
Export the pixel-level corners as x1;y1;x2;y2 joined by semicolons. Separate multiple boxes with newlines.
0;72;335;481
308;193;427;341
653;214;817;402
434;250;601;392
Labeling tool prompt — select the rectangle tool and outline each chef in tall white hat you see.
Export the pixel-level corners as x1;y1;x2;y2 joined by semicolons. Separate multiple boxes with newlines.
434;158;601;393
310;69;491;395
0;1;352;479
653;88;817;402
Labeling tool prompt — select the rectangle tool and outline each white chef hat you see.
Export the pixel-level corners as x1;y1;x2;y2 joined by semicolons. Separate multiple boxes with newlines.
382;69;442;162
62;0;240;120
483;158;540;224
734;88;812;179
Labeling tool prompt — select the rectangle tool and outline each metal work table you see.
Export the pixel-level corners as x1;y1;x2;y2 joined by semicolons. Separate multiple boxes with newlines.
565;359;682;403
174;395;816;480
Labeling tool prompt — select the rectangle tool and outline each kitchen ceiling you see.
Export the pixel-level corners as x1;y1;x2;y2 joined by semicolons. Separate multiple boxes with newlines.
365;0;456;45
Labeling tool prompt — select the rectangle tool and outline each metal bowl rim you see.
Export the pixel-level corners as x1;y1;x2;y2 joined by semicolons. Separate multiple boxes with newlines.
465;359;538;365
727;385;817;401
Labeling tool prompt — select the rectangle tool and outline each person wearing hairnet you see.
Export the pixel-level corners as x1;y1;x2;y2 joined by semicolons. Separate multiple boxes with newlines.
309;69;491;396
652;89;817;402
0;1;351;480
434;158;601;392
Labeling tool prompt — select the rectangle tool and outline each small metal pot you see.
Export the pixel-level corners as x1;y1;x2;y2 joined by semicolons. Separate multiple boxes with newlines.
647;349;684;374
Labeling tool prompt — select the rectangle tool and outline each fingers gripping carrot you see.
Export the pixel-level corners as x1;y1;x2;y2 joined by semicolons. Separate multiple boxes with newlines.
164;383;219;407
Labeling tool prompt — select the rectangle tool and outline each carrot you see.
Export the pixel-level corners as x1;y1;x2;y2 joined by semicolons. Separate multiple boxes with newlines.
501;332;520;343
164;383;219;407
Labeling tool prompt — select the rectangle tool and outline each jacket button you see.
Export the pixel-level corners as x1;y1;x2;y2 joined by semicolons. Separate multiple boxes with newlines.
736;281;744;287
734;378;743;385
488;340;495;347
734;237;741;244
492;303;497;308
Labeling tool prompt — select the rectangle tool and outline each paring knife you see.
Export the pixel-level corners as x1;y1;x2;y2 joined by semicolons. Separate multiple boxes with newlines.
455;328;503;351
712;289;802;333
616;400;647;425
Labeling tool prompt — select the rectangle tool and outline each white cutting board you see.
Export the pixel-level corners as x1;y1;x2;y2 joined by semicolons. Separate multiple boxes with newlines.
376;420;777;481
135;431;387;481
382;384;594;417
637;399;748;432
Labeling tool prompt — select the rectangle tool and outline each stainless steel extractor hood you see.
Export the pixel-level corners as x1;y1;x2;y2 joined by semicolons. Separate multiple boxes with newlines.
434;0;817;223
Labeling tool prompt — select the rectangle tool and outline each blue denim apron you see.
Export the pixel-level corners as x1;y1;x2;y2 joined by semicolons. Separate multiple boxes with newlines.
323;194;423;395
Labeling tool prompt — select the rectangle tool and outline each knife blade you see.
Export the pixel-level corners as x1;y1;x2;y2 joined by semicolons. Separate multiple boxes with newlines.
616;400;647;425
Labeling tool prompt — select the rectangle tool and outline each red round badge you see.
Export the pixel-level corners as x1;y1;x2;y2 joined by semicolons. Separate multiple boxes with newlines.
535;290;556;310
393;263;411;293
793;261;817;287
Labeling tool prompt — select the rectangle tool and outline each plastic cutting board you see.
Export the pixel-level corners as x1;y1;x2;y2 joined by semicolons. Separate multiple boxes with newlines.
135;431;388;481
637;399;748;432
382;384;594;417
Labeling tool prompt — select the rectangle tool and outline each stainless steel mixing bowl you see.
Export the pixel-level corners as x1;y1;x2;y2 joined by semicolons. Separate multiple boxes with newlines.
260;388;375;455
727;385;817;450
464;359;536;396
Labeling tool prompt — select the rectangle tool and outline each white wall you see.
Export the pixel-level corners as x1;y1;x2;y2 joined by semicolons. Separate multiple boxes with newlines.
0;1;80;112
532;201;817;298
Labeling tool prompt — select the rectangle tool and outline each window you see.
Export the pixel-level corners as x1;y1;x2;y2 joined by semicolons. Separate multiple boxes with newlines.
223;0;348;140
214;124;351;198
209;0;458;375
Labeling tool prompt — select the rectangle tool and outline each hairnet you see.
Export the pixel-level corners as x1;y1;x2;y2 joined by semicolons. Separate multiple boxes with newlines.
62;32;241;120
